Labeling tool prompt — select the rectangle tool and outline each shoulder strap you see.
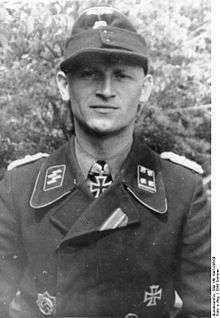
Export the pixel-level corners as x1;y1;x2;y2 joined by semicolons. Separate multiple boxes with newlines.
7;153;49;171
160;151;203;174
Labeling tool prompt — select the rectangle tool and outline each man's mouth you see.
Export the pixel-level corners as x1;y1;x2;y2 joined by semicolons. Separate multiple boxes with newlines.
89;105;118;113
90;105;118;109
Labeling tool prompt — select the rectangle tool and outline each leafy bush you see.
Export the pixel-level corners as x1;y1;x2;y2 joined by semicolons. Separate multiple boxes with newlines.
0;0;210;176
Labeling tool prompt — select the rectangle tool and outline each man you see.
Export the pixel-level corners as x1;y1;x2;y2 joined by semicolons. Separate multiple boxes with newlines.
0;6;210;318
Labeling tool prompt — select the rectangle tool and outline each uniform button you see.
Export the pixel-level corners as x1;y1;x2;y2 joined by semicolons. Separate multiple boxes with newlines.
103;29;108;34
124;313;138;318
105;38;111;42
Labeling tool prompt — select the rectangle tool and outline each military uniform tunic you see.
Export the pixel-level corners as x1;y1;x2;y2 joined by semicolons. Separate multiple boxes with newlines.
0;138;210;318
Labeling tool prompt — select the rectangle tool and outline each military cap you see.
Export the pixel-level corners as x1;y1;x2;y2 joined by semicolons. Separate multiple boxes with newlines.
60;6;148;74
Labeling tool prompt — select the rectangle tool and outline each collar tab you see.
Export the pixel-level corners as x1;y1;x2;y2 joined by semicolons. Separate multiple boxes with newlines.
137;165;157;193
30;143;77;209
121;141;168;215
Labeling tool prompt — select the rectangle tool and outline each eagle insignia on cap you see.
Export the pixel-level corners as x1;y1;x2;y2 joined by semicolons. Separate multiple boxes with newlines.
93;20;108;29
137;165;156;193
36;291;56;315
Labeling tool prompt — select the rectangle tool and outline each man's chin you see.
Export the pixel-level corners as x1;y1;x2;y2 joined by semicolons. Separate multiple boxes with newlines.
87;120;117;136
76;118;127;137
88;125;116;137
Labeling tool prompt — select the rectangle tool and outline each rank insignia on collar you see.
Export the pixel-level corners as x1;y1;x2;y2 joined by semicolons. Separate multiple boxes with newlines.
143;285;162;307
137;165;156;193
43;165;66;191
36;291;56;315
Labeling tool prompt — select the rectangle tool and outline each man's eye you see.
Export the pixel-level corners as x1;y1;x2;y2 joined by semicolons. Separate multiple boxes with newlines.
79;69;96;78
114;72;129;80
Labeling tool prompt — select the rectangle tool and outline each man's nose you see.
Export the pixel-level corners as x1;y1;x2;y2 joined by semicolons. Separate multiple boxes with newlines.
96;76;116;99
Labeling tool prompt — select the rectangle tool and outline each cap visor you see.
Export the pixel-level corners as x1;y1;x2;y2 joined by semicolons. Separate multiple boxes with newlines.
60;48;148;74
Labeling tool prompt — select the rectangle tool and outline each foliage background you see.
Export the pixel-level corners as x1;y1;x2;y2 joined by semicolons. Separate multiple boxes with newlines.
0;0;211;180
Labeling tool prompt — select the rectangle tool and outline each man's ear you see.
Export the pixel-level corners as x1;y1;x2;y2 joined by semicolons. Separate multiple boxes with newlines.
139;74;153;103
56;71;70;101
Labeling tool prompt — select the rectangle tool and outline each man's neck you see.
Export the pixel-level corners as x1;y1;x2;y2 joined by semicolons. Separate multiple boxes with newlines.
74;123;134;160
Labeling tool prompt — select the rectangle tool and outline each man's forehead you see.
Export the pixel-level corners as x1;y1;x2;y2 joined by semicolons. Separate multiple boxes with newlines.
71;55;144;73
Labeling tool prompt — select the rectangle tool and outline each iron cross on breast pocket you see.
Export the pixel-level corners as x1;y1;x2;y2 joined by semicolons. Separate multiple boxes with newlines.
143;285;162;307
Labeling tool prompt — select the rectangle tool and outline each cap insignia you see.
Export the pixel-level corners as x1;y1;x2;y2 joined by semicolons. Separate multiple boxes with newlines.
36;291;56;316
137;165;156;193
43;165;66;191
93;20;108;29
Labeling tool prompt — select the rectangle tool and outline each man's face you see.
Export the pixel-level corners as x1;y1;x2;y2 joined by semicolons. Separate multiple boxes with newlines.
63;57;149;135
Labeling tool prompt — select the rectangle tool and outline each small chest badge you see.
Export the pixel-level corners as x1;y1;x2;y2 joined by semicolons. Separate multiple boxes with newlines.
43;165;66;191
143;285;162;307
36;291;56;315
137;165;156;193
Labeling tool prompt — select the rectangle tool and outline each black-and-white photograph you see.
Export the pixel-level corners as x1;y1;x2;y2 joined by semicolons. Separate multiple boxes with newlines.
0;0;211;317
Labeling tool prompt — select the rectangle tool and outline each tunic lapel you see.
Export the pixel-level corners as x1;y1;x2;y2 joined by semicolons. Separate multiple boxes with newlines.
60;182;140;245
49;186;93;234
29;136;167;249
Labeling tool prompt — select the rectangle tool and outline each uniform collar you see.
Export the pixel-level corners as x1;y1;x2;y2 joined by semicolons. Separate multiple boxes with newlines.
74;137;132;180
30;137;167;214
30;137;78;208
120;138;167;214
